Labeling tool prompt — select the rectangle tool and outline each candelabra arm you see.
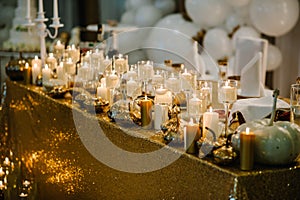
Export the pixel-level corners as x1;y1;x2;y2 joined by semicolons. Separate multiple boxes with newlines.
45;28;59;39
48;18;64;39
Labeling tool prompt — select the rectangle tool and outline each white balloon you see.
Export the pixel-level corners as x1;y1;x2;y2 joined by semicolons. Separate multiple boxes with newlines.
154;14;200;36
267;44;283;71
250;0;299;37
155;13;187;28
185;0;232;28
144;28;206;75
235;4;250;18
203;28;233;60
232;26;260;49
154;0;176;16
225;13;246;33
226;0;250;8
121;10;136;24
134;5;163;27
127;0;153;10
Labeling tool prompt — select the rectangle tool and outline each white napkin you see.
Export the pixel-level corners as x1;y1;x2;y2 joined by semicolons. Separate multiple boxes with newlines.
230;96;290;122
240;52;263;97
232;37;268;97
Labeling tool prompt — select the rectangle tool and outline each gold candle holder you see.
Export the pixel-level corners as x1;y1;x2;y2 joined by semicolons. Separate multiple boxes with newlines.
240;128;255;170
141;97;152;127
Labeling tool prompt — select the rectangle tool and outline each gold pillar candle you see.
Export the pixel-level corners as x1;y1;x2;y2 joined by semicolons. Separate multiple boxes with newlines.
141;96;153;127
23;62;32;85
240;127;255;170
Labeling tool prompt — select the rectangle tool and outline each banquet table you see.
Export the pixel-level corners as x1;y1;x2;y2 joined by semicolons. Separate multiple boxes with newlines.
1;80;300;200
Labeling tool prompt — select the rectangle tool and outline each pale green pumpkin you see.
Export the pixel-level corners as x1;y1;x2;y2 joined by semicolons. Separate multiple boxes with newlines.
231;89;300;165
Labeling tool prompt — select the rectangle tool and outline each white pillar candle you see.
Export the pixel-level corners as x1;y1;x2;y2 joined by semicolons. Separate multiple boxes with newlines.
32;63;41;84
31;55;42;69
97;85;108;100
64;58;76;75
184;118;199;154
154;104;169;130
54;40;65;59
46;53;58;70
203;107;219;139
26;0;31;19
39;0;44;13
56;62;64;80
42;64;51;83
53;0;58;18
155;88;172;105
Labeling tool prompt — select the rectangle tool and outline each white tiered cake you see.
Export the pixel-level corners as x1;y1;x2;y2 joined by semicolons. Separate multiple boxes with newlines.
3;0;40;51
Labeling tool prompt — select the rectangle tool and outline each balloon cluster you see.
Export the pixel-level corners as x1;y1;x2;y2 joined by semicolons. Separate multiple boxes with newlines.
187;0;299;71
134;0;298;72
186;0;299;71
121;0;176;27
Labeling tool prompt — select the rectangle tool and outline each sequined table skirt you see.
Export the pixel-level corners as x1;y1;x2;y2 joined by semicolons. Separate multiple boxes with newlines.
1;80;300;200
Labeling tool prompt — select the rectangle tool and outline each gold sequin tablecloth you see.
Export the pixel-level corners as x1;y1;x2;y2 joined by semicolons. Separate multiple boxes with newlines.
1;80;300;200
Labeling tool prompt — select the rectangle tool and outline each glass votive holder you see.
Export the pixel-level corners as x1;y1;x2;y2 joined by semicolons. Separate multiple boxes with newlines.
165;72;180;94
126;64;138;81
53;40;65;61
188;93;207;122
105;70;119;89
65;44;80;63
152;70;164;90
137;60;154;81
197;80;213;108
154;85;173;105
290;84;300;126
180;68;194;91
113;54;128;75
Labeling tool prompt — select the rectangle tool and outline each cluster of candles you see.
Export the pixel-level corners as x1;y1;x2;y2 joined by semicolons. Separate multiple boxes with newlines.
28;45;237;136
29;40;81;86
25;44;255;169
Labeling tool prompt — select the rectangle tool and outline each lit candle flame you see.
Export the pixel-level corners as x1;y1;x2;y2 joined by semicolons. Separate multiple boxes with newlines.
246;127;250;134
